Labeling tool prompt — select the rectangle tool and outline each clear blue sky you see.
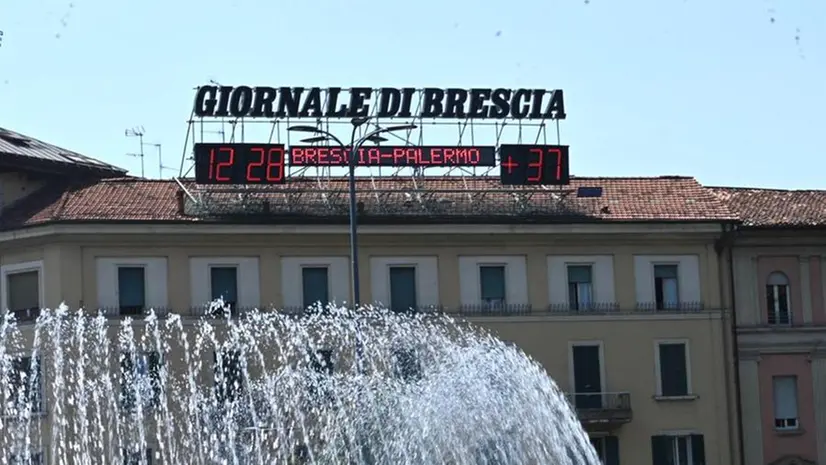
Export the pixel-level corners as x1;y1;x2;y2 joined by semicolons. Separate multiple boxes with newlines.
0;0;823;189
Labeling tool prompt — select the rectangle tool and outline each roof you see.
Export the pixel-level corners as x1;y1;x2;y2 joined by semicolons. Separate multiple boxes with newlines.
0;176;737;230
709;187;826;228
0;127;127;176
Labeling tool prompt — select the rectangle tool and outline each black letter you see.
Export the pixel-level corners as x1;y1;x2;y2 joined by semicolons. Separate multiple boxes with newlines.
421;88;445;117
529;89;545;119
277;87;303;118
193;85;218;117
325;88;349;117
377;88;401;117
214;86;233;117
467;89;491;118
542;89;566;120
489;89;511;118
443;89;468;118
299;87;324;117
249;87;277;117
509;89;531;119
347;87;373;117
229;86;253;117
397;88;416;117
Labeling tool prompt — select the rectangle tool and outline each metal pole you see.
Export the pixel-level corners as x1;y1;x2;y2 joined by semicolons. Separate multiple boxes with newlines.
348;126;362;307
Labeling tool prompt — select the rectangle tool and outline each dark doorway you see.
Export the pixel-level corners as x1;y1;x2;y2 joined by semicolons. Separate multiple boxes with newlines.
572;345;603;409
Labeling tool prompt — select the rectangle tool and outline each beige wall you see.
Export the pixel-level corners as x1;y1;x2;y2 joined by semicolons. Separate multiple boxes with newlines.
0;225;736;465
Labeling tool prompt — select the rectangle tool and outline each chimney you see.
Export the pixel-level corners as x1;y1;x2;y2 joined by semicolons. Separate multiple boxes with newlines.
175;190;185;215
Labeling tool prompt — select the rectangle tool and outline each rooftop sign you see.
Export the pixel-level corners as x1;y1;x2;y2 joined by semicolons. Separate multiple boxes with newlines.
192;86;566;120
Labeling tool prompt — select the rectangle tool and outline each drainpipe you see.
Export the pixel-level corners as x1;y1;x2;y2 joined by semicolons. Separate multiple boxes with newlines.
717;223;746;465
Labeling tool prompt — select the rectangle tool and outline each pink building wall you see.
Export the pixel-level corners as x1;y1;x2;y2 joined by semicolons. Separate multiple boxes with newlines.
758;354;818;463
757;256;803;325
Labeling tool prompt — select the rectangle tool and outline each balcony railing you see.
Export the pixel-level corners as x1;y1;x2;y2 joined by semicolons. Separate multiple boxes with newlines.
635;301;705;312
766;311;793;326
4;300;717;324
564;391;632;430
459;303;533;316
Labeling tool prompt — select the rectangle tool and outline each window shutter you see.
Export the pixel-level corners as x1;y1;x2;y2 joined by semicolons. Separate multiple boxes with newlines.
605;436;620;465
479;266;506;301
650;435;670;465
690;435;705;465
773;376;799;419
659;343;688;396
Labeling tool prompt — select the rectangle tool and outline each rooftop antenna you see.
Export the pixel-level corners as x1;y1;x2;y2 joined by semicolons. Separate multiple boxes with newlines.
151;143;175;179
125;126;147;178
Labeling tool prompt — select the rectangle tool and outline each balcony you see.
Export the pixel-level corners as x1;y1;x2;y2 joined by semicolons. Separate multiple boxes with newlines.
3;300;715;325
565;392;632;431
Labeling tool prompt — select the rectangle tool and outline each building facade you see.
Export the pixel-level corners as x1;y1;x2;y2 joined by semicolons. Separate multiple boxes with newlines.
712;187;826;465
0;127;743;464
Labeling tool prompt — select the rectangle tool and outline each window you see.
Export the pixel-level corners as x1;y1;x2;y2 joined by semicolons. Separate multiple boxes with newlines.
214;349;244;404
122;448;152;465
479;265;506;308
651;435;705;465
5;356;42;414
773;375;799;430
118;267;146;315
210;266;238;310
654;264;679;309
393;348;421;381
389;266;417;312
7;270;40;316
120;351;161;410
590;436;619;465
766;272;791;325
302;267;329;309
657;342;690;397
567;265;594;310
311;349;334;374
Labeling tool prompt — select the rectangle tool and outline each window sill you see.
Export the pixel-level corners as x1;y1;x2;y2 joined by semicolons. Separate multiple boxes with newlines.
653;394;699;402
774;427;804;436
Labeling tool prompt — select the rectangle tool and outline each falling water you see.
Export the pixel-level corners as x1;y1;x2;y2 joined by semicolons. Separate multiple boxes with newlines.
0;303;601;465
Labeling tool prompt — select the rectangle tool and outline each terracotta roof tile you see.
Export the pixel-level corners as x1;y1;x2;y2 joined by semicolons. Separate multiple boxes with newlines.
709;187;826;228
0;176;736;230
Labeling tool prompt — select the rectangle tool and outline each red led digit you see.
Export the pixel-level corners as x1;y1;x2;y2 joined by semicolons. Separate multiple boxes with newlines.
527;148;544;182
209;148;216;179
553;148;562;180
247;147;265;181
265;147;284;182
215;147;235;182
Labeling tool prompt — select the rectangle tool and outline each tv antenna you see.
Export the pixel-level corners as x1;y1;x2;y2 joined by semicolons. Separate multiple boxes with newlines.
125;126;147;178
150;143;175;179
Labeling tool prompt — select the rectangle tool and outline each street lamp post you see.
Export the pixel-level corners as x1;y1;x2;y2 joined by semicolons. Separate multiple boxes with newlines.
288;119;416;308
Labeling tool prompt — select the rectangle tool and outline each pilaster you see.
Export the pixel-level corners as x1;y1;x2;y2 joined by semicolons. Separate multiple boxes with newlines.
800;256;813;323
738;357;764;465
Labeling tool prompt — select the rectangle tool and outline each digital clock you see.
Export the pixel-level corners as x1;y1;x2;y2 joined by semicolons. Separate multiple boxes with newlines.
498;145;570;186
194;143;286;184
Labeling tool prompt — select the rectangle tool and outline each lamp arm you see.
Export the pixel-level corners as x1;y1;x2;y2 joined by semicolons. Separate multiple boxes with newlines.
311;128;345;148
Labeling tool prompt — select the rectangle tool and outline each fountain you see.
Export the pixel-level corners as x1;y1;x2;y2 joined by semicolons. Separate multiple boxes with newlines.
0;303;601;465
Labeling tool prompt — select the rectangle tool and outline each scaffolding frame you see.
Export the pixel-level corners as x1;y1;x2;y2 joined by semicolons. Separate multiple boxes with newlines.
177;87;587;220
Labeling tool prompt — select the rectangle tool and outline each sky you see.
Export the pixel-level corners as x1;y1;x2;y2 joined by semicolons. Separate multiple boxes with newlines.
0;0;823;189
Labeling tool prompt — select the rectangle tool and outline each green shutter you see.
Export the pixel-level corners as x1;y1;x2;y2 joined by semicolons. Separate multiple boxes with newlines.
651;435;670;465
690;435;705;465
605;436;620;465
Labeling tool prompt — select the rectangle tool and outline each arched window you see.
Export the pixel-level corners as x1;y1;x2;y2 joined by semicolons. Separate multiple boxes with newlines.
766;271;791;325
